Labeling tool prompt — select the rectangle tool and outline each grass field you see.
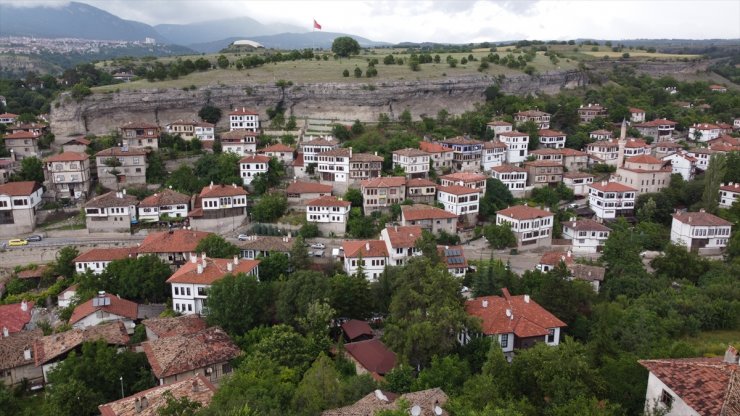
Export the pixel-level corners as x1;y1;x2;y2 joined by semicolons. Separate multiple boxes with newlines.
93;49;579;92
580;50;702;59
683;329;740;357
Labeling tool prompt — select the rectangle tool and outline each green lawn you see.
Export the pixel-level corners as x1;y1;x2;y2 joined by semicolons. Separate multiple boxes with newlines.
683;329;740;357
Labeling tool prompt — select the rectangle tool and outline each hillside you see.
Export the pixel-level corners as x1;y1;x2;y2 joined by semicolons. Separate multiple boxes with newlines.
190;32;391;53
155;17;305;47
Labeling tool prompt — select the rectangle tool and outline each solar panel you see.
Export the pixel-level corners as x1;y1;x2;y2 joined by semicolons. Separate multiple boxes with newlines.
448;257;465;264
445;249;461;256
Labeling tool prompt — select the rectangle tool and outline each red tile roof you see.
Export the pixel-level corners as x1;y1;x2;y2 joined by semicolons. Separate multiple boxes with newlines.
320;148;351;157
405;178;437;188
441;136;483;146
142;315;208;339
341;319;373;341
383;225;423;248
343;240;388;258
351;153;384;162
0;181;41;196
307;195;351;208
418;141;451;153
85;191;138;209
625;154;663;164
220;130;258;141
590;129;613;136
98;374;216;416
624;139;650;148
629;107;645;113
142;327;242;379
538;129;566;137
0;113;18;118
487;120;512;126
465;289;566;338
229;108;258;115
69;294;138;324
589;181;637;193
401;204;457;221
563;172;594;180
492;165;527;173
720;183;740;193
524;160;563;168
361;176;406;188
34;321;129;366
0;301;34;334
639;357;739;416
634;118;678;127
498;131;529;138
137;230;211;254
260;143;295;153
496;205;553;220
440;172;487;182
301;137;337;147
437;185;480;196
344;339;396;375
3;131;40;139
44;151;89;162
17;265;48;280
0;329;42;372
393;148;428;157
74;247;136;263
672;211;732;227
95;147;147;157
166;256;259;285
563;218;611;232
199;183;248;198
239;154;271;163
516;110;550;117
286;180;332;194
539;250;574;266
483;141;507;149
139;189;191;208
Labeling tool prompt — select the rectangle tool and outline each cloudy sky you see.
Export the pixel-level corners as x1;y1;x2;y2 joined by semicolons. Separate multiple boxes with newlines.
3;0;740;43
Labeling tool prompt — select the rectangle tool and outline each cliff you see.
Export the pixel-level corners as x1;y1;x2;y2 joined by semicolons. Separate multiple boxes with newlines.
51;71;589;137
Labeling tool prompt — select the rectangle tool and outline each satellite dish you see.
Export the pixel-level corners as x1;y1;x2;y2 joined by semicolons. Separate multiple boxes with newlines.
411;405;422;416
434;405;443;415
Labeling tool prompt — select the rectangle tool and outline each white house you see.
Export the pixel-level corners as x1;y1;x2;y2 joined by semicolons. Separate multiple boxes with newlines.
562;172;595;196
633;119;677;140
719;183;740;209
481;141;507;171
0;113;17;124
498;132;530;164
486;120;513;138
259;143;294;164
515;110;551;129
419;141;454;172
588;181;637;221
43;151;92;200
361;176;407;214
629;107;646;123
306;195;351;236
317;148;351;183
380;225;422;267
585;140;619;166
167;255;260;315
300;137;339;167
670;210;732;253
194;121;215;141
490;165;527;197
69;292;138;333
342;240;388;281
74;247;136;275
463;288;566;358
537;129;566;149
589;130;613;141
57;285;78;308
138;189;191;223
165;120;215;141
239;154;270;186
437;185;480;220
495;205;554;250
688;123;722;142
662;152;697;181
0;181;43;236
392;148;430;178
623;138;651;158
228;108;259;132
84;190;139;234
220;131;258;155
562;218;611;254
439;172;487;193
188;183;248;233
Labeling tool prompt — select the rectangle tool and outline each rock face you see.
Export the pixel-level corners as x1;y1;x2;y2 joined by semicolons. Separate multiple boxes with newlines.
51;71;588;137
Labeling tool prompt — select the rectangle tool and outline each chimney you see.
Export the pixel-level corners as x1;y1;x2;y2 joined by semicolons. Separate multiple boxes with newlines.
524;294;530;303
233;255;239;265
23;348;31;360
116;191;123;198
601;180;607;186
21;300;28;312
192;379;199;392
567;250;572;258
723;345;739;364
122;188;126;195
196;263;203;274
190;255;197;264
482;299;489;308
201;253;207;269
501;288;511;300
365;242;370;252
227;262;233;272
209;181;214;189
349;147;353;158
2;327;8;338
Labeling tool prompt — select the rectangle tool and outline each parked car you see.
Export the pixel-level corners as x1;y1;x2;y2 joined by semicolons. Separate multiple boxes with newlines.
567;203;579;209
310;243;326;249
311;250;324;258
27;235;43;242
237;234;249;241
8;239;28;247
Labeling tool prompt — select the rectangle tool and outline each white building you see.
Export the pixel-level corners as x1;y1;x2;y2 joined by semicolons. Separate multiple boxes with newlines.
662;152;697;181
587;181;637;221
481;141;507;171
437;185;480;218
670;210;732;253
220;131;258;155
589;130;613;141
498;132;529;164
84;191;139;234
392;148;430;178
43;151;92;200
585;140;619;166
495;205;554;250
720;183;740;208
515;110;551;129
562;172;595;196
69;292;138;333
138;189;191;223
300;137;339;167
342;240;388;281
0;113;17;124
486;120;513;138
259;143;294;164
688;123;722;142
440;172;487;193
380;225;423;267
239;154;270;186
317;148;351;183
306;195;351;236
167;255;260;315
419;141;454;172
194;121;215;141
562;218;611;254
537;129;566;149
74;247;136;275
361;176;407;214
229;108;260;132
165;120;215;141
623;138;651;158
629;108;646;123
490;165;527;197
0;181;43;236
188;183;248;233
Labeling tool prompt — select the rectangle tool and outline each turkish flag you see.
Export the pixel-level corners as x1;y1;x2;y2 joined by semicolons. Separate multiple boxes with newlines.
313;19;322;30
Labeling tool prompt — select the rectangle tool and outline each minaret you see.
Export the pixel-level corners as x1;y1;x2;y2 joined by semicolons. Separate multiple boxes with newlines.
616;119;627;168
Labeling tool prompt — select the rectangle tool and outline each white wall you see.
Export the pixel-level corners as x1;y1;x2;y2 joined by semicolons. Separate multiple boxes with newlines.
643;372;700;416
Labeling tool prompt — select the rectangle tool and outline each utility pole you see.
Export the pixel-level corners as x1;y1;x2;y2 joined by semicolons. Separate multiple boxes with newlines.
120;376;124;398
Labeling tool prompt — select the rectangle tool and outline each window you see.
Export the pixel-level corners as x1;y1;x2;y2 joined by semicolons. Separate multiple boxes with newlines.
660;390;673;408
500;334;509;348
547;329;556;343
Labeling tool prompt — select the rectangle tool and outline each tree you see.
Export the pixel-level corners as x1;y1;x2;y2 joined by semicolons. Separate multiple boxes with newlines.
415;230;441;265
276;270;330;324
157;391;203;416
702;153;726;213
55;245;79;279
413;355;471;396
77;255;172;303
354;67;363;78
250;158;285;195
399;110;412;126
383;257;477;367
480;178;514;219
290;236;310;270
15;156;44;183
291;354;343;416
329;273;372;319
217;55;230;69
166;165;202;194
198;105;222;124
206;273;272;336
342;69;350;77
195;234;240;258
146;152;167;184
483;223;517;249
344;188;363;208
332;36;361;57
251;192;287;223
258;252;291;281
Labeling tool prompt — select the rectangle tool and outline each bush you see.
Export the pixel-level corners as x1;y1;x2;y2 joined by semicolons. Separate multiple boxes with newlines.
343;69;350;77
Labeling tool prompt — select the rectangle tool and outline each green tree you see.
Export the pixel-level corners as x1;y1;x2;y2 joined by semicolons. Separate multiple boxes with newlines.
329;273;372;319
480;178;514;219
414;230;441;265
217;55;230;69
55;245;79;279
399;110;412;126
276;270;330;325
291;354;343;416
166;165;203;194
157;391;203;416
251;192;288;223
383;257;477;368
702;153;726;213
206;273;272;336
198;105;222;124
290;236;311;270
78;255;172;303
413;355;471;396
332;37;361;57
483;223;517;249
146;152;168;184
14;156;44;183
354;67;363;78
195;234;240;258
258;252;291;281
344;188;363;208
342;69;350;77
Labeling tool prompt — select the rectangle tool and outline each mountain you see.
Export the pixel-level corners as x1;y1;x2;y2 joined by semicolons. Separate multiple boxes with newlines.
155;17;305;46
189;31;391;53
0;2;164;42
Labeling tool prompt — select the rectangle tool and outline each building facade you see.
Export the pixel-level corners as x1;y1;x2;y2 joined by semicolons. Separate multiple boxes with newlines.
84;191;139;233
0;181;43;236
495;205;554;250
95;147;147;189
